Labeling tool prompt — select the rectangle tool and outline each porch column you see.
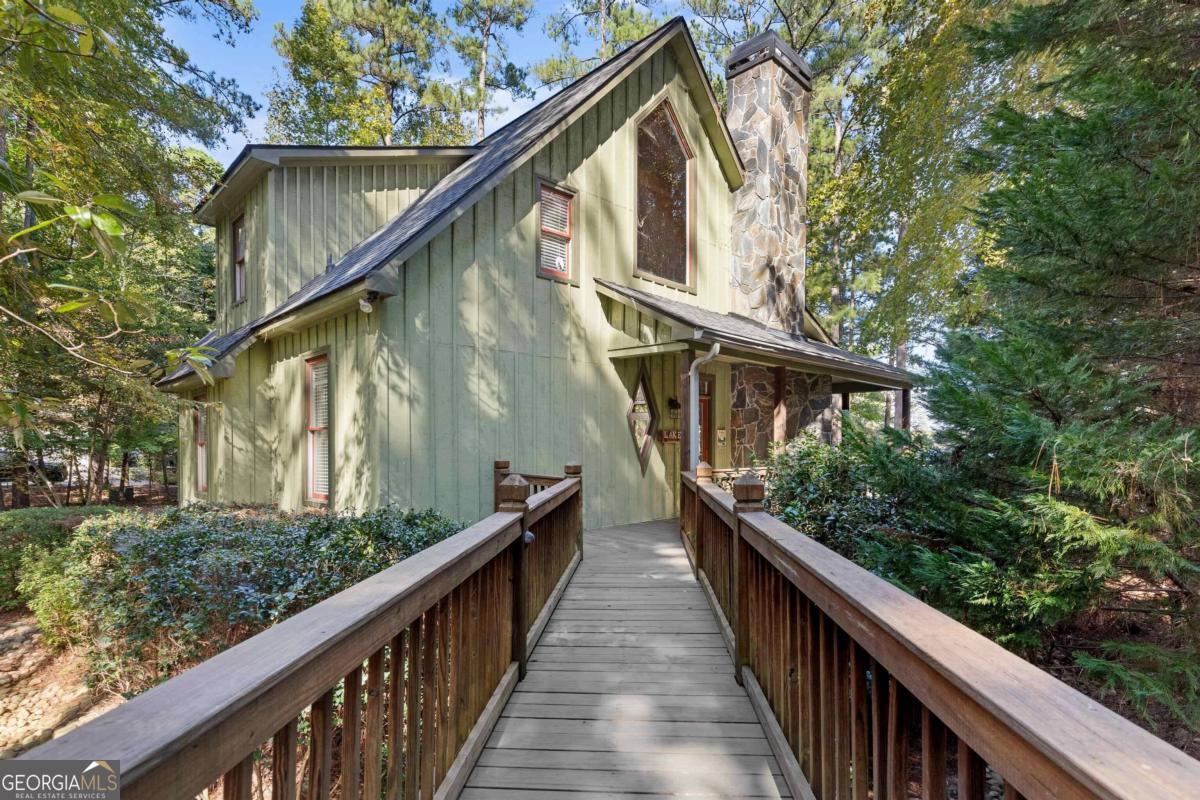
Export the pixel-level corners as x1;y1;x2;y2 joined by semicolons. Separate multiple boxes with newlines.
680;349;694;471
900;388;912;430
772;366;787;446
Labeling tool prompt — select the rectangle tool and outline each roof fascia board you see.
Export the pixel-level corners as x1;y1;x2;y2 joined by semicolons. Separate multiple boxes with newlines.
667;34;745;189
195;147;478;224
257;281;390;340
702;336;912;389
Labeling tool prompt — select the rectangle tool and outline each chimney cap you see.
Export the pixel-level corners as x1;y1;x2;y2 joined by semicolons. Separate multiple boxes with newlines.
725;29;812;90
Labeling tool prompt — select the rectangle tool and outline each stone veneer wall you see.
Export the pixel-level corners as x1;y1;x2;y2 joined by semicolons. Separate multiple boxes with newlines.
726;56;810;333
729;364;831;467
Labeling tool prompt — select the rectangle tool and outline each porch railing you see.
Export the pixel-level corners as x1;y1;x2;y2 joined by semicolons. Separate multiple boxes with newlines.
23;462;584;800
680;467;1200;800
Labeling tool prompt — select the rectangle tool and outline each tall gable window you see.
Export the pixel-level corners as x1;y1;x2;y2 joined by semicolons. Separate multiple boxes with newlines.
231;215;246;304
538;181;573;281
636;100;692;287
193;395;207;494
306;356;330;502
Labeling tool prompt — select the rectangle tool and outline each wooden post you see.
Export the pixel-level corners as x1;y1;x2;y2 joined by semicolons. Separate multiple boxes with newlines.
493;460;511;512
498;474;531;679
773;365;787;447
900;389;912;431
680;349;694;471
565;463;583;555
694;461;713;579
841;392;851;413
732;472;765;687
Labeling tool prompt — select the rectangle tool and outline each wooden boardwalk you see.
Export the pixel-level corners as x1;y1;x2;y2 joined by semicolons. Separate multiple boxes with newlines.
463;519;792;799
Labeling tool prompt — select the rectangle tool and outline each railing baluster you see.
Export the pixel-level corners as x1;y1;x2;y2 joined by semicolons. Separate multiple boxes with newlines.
272;719;298;800
363;650;384;800
223;755;253;800
922;706;948;800
850;643;869;800
402;622;420;800
872;660;889;800
887;677;909;800
957;738;986;800
342;665;362;800
309;689;334;800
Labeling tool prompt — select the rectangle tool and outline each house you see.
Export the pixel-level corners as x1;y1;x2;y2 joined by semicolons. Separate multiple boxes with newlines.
158;18;911;529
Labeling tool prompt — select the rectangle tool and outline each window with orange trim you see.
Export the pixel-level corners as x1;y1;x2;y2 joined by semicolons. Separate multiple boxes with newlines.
231;215;246;303
537;182;573;281
193;394;207;494
306;356;330;502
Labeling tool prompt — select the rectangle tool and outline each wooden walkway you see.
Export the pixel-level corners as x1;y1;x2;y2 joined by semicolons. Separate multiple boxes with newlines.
463;519;792;799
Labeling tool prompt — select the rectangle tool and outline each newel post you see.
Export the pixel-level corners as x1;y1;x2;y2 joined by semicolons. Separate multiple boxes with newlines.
565;463;583;556
498;474;531;679
732;472;764;687
694;462;713;578
493;460;512;512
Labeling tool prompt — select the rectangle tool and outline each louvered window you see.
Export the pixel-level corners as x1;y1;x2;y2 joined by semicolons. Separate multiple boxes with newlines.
193;394;207;494
306;356;330;502
538;183;573;280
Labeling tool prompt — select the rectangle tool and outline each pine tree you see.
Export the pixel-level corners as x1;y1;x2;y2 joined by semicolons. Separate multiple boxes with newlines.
535;0;661;87
268;0;468;146
451;0;534;139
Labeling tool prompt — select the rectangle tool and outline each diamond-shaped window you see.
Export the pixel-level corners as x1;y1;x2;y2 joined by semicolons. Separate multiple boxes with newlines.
627;366;659;474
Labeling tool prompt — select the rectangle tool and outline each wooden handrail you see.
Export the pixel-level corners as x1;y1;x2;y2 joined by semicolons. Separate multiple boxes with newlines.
24;459;585;800
681;472;1200;800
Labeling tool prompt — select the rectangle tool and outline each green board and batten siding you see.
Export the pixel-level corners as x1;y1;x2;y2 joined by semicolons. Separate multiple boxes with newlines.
184;45;735;529
373;47;733;528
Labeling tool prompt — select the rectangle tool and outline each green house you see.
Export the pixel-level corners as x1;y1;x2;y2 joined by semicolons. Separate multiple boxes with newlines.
159;20;910;529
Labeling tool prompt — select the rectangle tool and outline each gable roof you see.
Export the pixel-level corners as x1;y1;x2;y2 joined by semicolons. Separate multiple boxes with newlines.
162;17;738;388
595;279;912;391
194;146;479;225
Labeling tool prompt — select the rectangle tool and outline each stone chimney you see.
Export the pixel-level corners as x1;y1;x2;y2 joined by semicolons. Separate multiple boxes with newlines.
725;31;812;334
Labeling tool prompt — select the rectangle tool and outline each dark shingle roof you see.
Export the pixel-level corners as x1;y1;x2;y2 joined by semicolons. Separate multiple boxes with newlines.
162;18;694;387
595;279;912;389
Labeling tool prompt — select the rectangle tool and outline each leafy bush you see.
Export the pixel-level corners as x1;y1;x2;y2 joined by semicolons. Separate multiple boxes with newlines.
20;505;462;694
763;420;1200;733
0;505;120;610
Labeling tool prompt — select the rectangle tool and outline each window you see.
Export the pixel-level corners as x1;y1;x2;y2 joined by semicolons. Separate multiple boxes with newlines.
231;215;246;303
538;182;573;281
306;356;330;502
626;365;659;474
193;395;207;494
636;101;692;286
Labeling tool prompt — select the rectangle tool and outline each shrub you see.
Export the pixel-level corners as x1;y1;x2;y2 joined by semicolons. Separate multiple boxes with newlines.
20;505;462;694
0;505;120;610
762;422;1200;734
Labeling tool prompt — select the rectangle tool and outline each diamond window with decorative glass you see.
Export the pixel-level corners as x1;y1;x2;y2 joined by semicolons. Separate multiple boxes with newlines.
231;214;247;303
538;182;573;281
306;356;330;502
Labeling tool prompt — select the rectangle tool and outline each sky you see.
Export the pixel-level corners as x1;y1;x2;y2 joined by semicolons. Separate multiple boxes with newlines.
163;0;570;165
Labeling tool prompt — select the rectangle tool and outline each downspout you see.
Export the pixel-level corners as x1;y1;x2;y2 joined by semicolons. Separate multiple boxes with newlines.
688;342;720;470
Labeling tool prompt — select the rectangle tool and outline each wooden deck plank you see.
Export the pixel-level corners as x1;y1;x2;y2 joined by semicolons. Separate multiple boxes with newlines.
463;521;791;800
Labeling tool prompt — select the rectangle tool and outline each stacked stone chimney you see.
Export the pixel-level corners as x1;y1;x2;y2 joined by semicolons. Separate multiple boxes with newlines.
725;31;812;334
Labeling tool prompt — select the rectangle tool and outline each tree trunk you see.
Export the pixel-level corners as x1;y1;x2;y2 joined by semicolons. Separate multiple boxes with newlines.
11;449;30;508
64;448;75;505
477;25;490;140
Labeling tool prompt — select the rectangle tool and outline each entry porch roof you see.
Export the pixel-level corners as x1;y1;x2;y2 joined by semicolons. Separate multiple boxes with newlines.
594;279;912;392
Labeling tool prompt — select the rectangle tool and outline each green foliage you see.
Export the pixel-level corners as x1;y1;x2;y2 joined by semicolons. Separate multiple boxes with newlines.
0;505;117;609
765;420;1200;731
535;0;661;87
268;0;468;146
451;0;534;138
22;505;463;694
